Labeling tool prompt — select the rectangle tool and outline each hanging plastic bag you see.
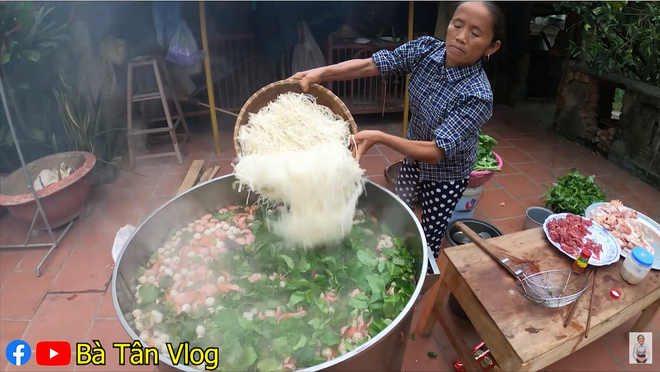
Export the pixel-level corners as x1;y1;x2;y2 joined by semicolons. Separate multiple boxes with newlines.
291;21;326;74
166;21;203;67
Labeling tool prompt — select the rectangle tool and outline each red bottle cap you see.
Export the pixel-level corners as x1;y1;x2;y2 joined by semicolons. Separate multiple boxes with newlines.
610;289;621;299
581;249;592;259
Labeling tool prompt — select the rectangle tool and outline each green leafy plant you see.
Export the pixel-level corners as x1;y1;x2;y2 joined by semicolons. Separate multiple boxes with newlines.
0;2;69;66
0;1;71;169
542;168;607;215
52;69;124;167
612;87;625;112
556;1;660;86
473;131;501;172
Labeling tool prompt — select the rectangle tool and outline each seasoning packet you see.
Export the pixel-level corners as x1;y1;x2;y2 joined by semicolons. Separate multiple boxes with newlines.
452;342;501;372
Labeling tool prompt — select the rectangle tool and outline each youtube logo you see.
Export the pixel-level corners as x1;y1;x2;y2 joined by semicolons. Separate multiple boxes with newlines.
36;341;71;366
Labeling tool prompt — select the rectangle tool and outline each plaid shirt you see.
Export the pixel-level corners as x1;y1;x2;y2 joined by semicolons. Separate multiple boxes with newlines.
372;36;493;182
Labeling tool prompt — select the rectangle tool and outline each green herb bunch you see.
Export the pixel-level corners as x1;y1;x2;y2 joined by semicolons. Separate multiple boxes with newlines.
542;168;607;215
473;131;501;172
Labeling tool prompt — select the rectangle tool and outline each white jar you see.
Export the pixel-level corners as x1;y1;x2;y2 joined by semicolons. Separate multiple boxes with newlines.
621;247;654;285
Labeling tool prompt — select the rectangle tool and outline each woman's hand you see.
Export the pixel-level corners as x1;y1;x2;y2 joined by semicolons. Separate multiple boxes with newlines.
352;130;383;161
290;68;326;92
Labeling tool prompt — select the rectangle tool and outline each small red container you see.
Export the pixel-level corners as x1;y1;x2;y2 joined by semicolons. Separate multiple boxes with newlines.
453;342;501;372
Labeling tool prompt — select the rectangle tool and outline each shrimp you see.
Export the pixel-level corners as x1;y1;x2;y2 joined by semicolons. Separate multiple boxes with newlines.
322;291;339;304
247;273;262;283
277;308;307;324
217;282;241;293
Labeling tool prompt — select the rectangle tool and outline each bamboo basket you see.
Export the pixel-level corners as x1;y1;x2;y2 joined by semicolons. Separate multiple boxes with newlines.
384;160;403;186
233;80;358;157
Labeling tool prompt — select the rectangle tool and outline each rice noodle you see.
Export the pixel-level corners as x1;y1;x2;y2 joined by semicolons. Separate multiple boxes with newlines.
234;92;365;248
237;92;351;155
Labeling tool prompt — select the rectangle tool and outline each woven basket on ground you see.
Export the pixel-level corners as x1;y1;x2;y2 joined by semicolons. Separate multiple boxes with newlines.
233;80;358;157
384;160;403;187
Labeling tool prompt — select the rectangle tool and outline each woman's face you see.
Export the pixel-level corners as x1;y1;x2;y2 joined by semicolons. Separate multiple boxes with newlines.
638;336;645;345
445;2;501;68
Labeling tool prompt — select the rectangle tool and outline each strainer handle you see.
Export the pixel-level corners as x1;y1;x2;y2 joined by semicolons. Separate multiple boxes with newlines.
455;221;525;280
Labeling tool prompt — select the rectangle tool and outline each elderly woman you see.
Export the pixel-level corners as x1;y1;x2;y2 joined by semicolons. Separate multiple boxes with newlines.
633;334;648;363
292;1;505;262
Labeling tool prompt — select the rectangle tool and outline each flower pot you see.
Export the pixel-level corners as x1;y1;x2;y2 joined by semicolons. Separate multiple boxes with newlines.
0;152;96;230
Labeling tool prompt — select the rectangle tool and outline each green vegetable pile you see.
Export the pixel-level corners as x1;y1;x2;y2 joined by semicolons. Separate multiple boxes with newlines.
130;206;417;371
473;131;501;172
542;168;607;215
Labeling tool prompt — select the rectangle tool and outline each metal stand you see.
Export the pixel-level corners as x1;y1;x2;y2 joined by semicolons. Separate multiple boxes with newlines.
0;77;74;277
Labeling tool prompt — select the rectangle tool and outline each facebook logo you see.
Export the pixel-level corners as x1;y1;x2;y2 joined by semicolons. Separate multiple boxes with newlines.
5;340;31;366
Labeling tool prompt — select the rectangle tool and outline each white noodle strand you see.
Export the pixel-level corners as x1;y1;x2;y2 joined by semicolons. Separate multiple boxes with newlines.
234;92;365;248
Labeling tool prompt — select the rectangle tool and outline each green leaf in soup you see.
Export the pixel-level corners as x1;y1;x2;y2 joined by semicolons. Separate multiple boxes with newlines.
292;334;307;351
392;256;406;267
257;357;281;371
381;224;393;237
319;331;342;346
280;254;295;270
237;315;262;334
288;291;307;308
297;257;311;272
278;318;307;333
322;256;337;266
315;298;330;314
273;337;293;357
308;318;329;331
369;291;384;304
214;309;239;330
368;320;383;337
138;284;158;304
225;340;244;364
237;346;258;369
357;250;378;268
348;296;369;309
366;274;386;294
383;302;396;317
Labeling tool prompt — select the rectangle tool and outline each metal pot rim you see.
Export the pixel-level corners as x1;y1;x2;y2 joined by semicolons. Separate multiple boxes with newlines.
111;174;429;371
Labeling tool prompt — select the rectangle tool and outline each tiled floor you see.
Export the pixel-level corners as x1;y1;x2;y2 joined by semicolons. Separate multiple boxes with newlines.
1;105;660;371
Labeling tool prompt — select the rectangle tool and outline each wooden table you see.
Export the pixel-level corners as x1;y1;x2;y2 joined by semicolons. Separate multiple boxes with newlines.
415;228;660;372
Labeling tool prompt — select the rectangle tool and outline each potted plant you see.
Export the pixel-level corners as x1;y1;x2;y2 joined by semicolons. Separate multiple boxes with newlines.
53;69;127;185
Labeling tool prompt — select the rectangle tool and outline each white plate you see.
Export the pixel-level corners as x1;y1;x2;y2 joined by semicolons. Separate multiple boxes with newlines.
585;202;660;270
543;213;621;266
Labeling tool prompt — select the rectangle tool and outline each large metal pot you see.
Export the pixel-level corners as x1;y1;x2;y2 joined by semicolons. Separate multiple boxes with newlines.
112;175;437;372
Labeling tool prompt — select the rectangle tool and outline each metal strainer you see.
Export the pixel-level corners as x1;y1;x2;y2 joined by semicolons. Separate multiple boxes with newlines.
455;222;590;308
